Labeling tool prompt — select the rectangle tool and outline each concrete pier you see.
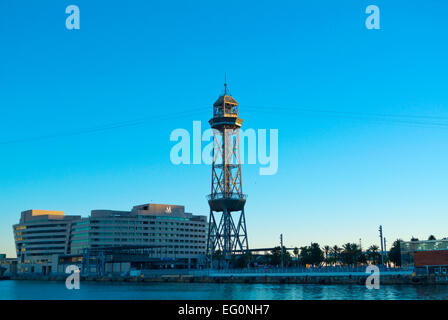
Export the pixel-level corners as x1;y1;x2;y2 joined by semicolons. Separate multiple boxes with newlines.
9;268;437;285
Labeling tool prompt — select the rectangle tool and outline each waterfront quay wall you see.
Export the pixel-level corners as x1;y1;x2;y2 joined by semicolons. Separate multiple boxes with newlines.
9;268;437;285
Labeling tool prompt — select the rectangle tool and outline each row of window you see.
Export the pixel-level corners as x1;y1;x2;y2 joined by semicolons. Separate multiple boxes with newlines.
73;232;205;238
15;241;65;245
15;229;67;235
23;223;70;229
88;220;205;227
16;235;67;240
24;251;65;256
88;238;205;243
18;246;65;252
78;226;205;233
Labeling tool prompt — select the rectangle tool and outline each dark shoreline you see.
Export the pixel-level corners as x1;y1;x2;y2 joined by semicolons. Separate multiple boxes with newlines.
6;273;438;285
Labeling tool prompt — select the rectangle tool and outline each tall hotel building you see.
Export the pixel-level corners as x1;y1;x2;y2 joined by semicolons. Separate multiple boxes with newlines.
13;204;207;274
71;203;207;258
13;210;81;274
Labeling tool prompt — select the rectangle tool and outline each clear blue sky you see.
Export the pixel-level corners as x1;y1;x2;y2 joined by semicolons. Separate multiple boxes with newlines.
1;0;448;257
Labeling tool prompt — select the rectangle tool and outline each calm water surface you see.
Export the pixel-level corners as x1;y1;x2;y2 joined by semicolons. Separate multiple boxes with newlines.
1;280;447;300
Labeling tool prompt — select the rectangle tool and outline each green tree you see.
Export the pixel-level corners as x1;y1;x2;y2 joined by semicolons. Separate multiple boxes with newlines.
255;254;270;266
310;243;324;266
231;251;252;268
299;243;324;266
340;243;365;265
428;235;436;240
366;245;381;264
293;247;299;266
323;245;330;260
298;246;310;266
410;237;419;242
269;246;291;267
213;250;224;269
388;239;402;267
330;245;342;265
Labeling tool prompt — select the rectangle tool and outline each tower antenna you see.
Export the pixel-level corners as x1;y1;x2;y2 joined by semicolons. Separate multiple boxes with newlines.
224;73;227;95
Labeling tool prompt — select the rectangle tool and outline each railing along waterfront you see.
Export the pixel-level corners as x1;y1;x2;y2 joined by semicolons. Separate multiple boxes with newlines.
210;265;409;274
136;265;411;277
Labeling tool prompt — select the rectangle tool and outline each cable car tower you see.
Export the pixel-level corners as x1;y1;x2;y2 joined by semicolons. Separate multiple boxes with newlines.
206;82;248;265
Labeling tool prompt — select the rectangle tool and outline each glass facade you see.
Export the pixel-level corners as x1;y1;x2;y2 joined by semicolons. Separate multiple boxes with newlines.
401;239;448;268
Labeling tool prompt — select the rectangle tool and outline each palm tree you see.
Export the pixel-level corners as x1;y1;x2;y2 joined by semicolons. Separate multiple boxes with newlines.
323;245;330;266
309;243;324;266
323;245;330;259
330;245;342;265
388;239;402;267
213;250;223;269
298;244;324;267
366;245;381;265
341;243;364;266
293;247;299;266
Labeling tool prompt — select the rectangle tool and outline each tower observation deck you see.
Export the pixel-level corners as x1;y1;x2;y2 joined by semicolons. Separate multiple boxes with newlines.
206;82;249;265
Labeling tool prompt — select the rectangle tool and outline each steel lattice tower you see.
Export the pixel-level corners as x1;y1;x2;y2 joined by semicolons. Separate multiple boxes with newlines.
206;82;248;265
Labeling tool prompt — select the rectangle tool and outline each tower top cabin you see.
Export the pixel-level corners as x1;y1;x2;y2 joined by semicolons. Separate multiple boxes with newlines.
209;83;243;130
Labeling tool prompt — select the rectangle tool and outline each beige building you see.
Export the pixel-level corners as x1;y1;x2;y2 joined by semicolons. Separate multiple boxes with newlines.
13;204;207;274
71;203;207;260
13;210;81;274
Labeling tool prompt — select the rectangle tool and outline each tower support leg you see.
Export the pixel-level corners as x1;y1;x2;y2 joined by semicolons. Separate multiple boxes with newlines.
206;208;249;269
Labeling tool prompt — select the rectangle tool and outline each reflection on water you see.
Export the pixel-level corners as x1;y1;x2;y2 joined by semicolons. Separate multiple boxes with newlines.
1;280;448;300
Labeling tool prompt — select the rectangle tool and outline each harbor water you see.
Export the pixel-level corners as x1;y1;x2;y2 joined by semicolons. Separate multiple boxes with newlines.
1;280;448;300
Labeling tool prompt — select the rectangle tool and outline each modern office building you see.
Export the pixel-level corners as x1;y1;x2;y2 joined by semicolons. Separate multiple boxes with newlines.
401;239;448;274
13;210;81;274
13;204;207;274
71;203;207;259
